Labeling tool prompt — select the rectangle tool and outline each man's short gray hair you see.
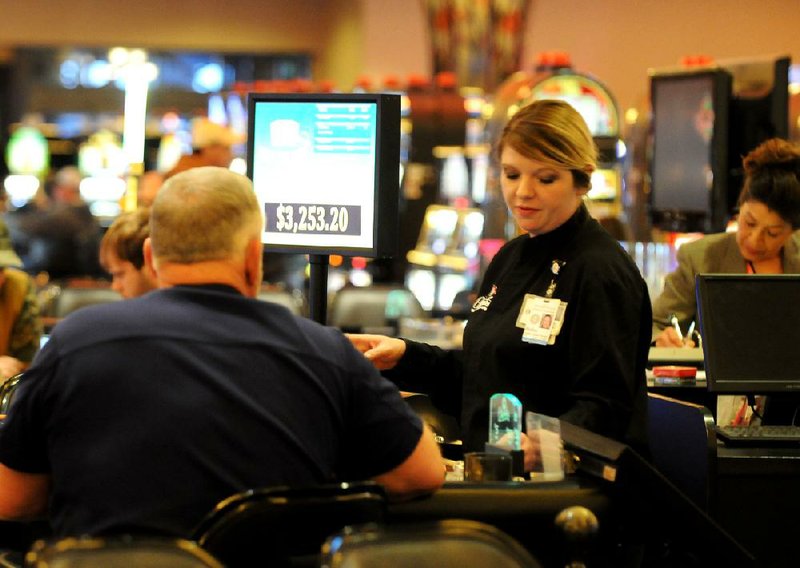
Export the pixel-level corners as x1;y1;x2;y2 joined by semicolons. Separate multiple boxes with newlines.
150;167;262;264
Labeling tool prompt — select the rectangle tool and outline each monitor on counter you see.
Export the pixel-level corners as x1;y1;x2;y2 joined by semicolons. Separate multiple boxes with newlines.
247;92;400;257
649;68;731;233
724;55;790;216
697;274;800;394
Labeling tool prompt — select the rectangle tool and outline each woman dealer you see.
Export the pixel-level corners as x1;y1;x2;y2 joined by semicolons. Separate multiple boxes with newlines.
349;100;651;471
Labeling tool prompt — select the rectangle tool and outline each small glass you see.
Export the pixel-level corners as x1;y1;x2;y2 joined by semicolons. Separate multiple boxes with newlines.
463;452;513;482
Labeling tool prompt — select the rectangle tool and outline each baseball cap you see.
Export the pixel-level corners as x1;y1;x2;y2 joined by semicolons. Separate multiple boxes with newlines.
0;220;23;269
191;118;245;150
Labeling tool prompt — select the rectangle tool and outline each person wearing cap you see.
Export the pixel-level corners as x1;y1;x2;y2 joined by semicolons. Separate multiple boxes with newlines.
0;219;42;380
164;118;243;180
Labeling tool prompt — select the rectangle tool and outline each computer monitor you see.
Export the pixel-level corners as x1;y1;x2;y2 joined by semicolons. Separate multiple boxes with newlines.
247;92;400;257
696;274;800;395
724;55;790;216
649;68;732;233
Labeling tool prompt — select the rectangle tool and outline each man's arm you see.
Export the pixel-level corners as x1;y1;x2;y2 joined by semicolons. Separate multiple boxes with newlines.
0;463;50;520
372;423;444;500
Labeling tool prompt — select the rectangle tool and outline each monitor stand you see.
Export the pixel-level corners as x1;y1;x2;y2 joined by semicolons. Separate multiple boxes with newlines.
761;393;800;426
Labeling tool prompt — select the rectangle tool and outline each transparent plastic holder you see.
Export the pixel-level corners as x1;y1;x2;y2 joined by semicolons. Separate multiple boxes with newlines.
525;411;565;482
488;393;522;450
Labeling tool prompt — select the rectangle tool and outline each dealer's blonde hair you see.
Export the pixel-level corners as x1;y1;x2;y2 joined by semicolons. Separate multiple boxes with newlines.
497;99;597;189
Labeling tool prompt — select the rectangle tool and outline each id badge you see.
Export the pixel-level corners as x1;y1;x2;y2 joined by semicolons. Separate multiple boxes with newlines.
517;293;567;345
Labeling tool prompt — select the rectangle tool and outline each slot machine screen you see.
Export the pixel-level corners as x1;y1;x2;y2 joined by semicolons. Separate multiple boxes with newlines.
650;69;731;232
248;93;400;257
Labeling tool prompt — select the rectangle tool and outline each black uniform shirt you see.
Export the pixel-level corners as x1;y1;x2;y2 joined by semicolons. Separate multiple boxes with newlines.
396;205;651;453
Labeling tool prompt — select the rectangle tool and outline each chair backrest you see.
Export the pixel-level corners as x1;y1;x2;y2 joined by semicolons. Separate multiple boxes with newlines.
193;482;387;568
50;285;122;318
25;535;224;568
320;518;544;568
646;393;717;512
257;287;305;316
327;286;425;333
0;373;23;415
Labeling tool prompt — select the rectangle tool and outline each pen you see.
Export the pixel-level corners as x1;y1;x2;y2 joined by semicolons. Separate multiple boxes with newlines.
686;321;696;341
670;314;684;342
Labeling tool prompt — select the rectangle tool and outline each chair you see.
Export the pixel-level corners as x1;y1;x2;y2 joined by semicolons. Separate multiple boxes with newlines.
25;535;223;567
47;285;122;319
320;519;543;568
38;284;121;332
193;482;387;568
646;393;717;513
257;287;305;316
327;285;425;333
0;373;24;415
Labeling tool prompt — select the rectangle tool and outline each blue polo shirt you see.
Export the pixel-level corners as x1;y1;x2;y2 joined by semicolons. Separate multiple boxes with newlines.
0;285;423;537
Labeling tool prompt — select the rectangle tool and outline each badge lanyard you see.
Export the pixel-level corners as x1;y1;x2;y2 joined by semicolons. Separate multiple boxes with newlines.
544;260;566;298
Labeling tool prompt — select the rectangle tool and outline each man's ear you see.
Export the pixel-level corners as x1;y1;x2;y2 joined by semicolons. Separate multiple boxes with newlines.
244;237;263;297
143;238;156;274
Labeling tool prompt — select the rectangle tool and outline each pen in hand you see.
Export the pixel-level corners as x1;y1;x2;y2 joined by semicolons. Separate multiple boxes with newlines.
669;314;684;343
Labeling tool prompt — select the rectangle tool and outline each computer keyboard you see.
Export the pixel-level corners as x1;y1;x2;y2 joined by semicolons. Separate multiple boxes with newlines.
716;424;800;446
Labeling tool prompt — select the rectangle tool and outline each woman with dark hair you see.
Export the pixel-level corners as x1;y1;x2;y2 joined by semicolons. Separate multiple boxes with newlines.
653;138;800;347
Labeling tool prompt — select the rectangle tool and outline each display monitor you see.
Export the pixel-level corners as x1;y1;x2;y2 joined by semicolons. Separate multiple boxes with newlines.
528;73;620;137
724;55;790;215
696;274;800;395
649;69;732;233
247;92;400;257
416;205;460;256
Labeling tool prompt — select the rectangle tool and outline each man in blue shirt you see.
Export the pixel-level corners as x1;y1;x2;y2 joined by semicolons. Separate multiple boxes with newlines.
0;166;443;538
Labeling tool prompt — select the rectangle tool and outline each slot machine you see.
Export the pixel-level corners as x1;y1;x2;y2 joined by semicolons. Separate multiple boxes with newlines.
486;51;624;238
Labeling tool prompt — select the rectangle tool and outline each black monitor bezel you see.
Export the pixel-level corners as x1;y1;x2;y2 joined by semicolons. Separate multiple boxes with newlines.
246;92;400;258
696;273;800;394
649;68;732;233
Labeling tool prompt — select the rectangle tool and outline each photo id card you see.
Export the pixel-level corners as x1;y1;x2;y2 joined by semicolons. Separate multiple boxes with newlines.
517;294;564;345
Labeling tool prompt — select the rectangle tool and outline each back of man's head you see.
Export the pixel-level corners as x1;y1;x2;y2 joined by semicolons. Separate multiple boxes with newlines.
150;167;261;265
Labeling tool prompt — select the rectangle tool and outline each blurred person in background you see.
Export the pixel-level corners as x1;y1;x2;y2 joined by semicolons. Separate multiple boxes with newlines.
652;138;800;347
99;208;156;299
5;166;103;280
0;219;42;380
136;170;165;208
164;118;243;180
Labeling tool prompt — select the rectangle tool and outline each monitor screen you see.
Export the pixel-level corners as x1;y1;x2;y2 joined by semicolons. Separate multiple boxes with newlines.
529;74;620;137
247;93;400;257
724;56;790;215
696;274;800;394
650;69;731;232
416;205;460;255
